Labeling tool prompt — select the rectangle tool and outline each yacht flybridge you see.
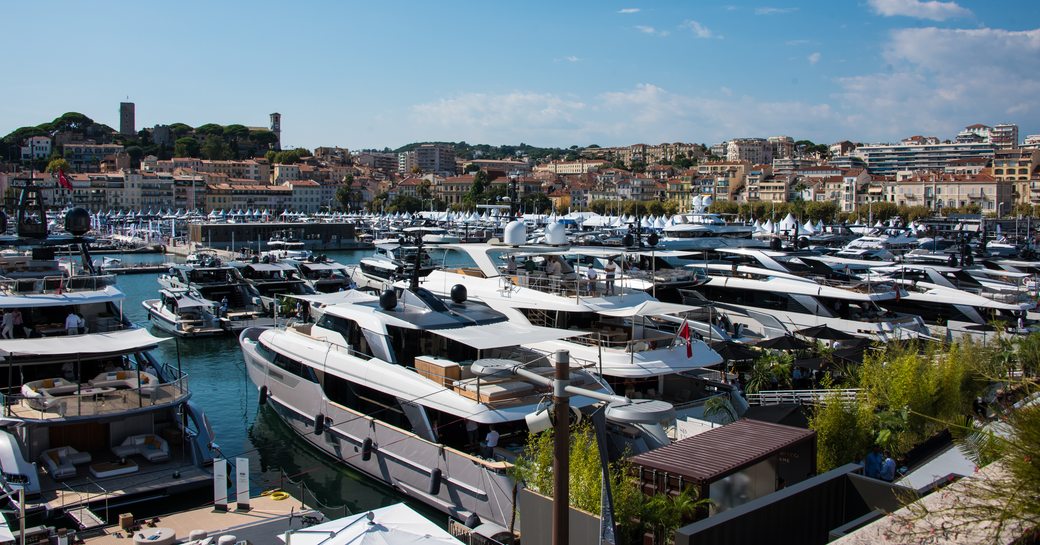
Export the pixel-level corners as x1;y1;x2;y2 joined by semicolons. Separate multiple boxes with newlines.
240;279;674;531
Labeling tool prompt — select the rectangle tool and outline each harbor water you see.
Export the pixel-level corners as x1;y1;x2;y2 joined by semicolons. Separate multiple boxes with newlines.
110;250;444;521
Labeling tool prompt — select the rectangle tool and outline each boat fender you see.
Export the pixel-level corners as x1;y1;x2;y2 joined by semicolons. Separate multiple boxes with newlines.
720;314;733;334
947;254;957;267
797;237;809;249
314;414;325;436
361;438;373;461
428;468;442;495
965;253;974;266
464;513;481;529
258;385;268;406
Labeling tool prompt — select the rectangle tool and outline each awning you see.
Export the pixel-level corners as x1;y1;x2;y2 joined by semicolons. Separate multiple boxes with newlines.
0;328;169;360
0;286;125;309
301;262;347;271
291;291;377;305
596;301;698;318
247;263;296;272
431;321;582;350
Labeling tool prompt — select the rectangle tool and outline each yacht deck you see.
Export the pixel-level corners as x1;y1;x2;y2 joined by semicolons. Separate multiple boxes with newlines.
32;451;209;513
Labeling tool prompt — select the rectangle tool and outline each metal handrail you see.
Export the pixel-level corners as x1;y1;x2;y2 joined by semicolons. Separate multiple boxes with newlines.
746;388;861;406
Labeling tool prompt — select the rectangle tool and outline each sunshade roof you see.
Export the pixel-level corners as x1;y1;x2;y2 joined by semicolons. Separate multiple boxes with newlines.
596;301;698;318
0;328;169;359
431;321;582;350
0;286;125;309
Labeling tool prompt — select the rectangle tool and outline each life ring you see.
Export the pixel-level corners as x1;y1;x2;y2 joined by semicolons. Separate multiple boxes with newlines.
270;491;290;501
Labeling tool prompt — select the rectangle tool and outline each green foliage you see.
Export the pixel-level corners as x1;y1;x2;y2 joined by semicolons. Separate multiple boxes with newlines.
195;123;224;137
45;158;70;173
810;393;875;472
744;351;793;394
520;193;552;214
168;123;193;137
174;137;200;158
201;135;232;160
513;422;656;541
266;148;312;165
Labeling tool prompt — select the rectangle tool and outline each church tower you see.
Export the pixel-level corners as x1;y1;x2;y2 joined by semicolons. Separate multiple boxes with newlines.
270;112;281;150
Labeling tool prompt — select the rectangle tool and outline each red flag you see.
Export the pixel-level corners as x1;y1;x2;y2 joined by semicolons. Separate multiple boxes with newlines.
678;319;692;358
58;169;72;190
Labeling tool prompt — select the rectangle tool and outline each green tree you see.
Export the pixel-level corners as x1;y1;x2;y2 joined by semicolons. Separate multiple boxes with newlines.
201;135;231;160
810;392;876;471
337;174;356;211
174;137;200;158
45;158;71;173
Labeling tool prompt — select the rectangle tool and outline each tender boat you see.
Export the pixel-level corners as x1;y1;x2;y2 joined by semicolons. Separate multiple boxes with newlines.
142;288;226;337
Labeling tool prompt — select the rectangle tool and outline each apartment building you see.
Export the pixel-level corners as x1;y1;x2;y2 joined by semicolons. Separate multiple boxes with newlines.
992;149;1040;204
726;138;773;165
534;159;608;175
20;136;52;161
991;123;1020;150
398;144;455;176
63;143;125;172
852;142;995;174
891;173;1012;213
768;136;795;159
205;183;293;213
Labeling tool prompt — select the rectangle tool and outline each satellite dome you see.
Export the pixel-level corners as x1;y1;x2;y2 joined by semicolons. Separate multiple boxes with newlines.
503;220;527;246
544;222;567;245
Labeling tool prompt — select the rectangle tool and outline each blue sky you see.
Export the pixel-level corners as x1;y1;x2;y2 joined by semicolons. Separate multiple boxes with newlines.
3;0;1039;150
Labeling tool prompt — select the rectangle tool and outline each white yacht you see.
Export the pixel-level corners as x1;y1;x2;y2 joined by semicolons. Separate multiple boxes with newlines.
681;248;929;340
240;287;673;531
230;259;315;310
284;257;353;293
159;259;270;325
391;239;726;401
0;241;216;517
264;239;311;260
142;288;226;337
862;264;1035;336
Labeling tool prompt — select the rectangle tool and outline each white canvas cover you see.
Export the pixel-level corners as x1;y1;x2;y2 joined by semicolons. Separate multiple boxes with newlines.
0;328;168;359
596;300;698;317
280;502;461;545
0;285;125;309
431;321;581;350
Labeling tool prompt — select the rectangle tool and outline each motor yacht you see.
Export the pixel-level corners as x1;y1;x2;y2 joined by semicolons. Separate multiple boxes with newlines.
680;248;930;340
283;257;353;293
240;285;673;531
230;258;315;310
159;258;271;325
142;288;226;337
0;225;216;517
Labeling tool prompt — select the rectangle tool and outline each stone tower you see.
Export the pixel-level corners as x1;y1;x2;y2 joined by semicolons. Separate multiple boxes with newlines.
270;112;281;150
119;102;135;135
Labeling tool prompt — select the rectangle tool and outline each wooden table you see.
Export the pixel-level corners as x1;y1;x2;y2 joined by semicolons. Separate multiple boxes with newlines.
89;459;138;479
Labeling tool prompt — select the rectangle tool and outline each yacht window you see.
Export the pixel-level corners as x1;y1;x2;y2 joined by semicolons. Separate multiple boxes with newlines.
272;352;318;383
315;314;375;358
322;372;409;430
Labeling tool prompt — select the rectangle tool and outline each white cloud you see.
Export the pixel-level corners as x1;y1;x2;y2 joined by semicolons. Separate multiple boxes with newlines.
635;25;669;37
867;0;972;21
409;84;837;146
786;39;812;46
808;52;821;64
617;8;640;14
555;55;581;63
755;7;798;15
836;26;1040;140
681;20;714;39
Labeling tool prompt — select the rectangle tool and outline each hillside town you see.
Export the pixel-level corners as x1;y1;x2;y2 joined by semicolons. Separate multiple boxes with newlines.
3;105;1039;219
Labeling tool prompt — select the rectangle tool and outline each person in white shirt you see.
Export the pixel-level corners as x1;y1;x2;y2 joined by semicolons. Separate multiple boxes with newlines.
483;426;500;458
1;311;13;339
586;267;598;295
65;311;80;335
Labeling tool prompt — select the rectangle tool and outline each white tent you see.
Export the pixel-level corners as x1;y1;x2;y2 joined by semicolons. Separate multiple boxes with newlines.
280;503;462;545
763;219;774;233
802;220;816;234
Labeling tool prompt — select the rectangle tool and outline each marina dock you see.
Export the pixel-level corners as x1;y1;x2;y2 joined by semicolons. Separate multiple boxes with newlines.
81;492;320;545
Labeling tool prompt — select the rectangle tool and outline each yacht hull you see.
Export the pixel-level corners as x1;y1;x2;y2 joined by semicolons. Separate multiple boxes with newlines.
240;332;517;530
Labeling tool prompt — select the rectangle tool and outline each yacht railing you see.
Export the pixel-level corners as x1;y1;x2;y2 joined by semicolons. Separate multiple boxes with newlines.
1;376;190;420
0;274;118;295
